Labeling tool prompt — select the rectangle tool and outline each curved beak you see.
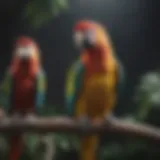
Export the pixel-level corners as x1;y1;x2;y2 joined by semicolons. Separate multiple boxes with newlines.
19;54;30;61
74;31;95;50
16;48;32;61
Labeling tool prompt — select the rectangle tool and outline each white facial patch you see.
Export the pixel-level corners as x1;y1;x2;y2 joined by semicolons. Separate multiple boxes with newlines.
73;31;84;48
15;47;33;58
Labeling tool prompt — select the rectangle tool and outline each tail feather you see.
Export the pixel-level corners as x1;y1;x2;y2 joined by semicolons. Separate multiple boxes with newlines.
8;135;23;160
80;135;99;160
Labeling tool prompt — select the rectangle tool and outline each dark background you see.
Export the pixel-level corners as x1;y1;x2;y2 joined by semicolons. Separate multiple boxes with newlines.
0;0;159;115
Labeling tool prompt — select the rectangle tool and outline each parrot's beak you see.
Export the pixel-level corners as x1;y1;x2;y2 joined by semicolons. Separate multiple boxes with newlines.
16;47;32;61
83;38;94;49
19;54;30;61
74;31;95;50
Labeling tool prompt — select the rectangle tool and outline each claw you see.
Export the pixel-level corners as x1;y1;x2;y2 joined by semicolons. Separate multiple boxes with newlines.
0;108;5;120
25;113;37;122
104;113;114;125
11;113;21;122
77;116;91;134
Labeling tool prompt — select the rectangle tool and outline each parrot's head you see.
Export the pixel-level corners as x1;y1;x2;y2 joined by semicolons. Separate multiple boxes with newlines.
73;20;111;51
14;36;40;62
73;20;113;65
11;36;41;74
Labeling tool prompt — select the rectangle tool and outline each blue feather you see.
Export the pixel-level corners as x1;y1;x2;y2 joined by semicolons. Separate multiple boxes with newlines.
35;70;46;112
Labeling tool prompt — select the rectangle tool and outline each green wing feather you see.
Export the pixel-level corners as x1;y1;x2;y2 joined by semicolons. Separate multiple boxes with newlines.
35;69;47;111
65;58;84;116
0;70;13;111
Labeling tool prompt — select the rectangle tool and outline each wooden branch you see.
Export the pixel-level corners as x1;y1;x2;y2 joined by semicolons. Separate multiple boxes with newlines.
0;116;160;142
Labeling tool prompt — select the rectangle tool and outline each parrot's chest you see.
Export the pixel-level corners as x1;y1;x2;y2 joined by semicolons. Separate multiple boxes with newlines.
15;78;34;91
12;74;36;111
83;74;109;113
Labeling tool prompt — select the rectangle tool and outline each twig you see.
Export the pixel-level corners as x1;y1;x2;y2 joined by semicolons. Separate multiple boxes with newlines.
0;116;159;142
42;134;56;160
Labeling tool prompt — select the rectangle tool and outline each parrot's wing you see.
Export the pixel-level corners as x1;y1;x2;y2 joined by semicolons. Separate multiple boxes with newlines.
65;59;84;116
0;70;13;111
35;69;47;112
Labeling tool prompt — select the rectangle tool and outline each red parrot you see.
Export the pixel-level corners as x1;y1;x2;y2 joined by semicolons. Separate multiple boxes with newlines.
0;36;47;160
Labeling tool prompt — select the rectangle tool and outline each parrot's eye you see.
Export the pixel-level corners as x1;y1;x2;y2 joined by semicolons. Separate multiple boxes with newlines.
74;30;96;49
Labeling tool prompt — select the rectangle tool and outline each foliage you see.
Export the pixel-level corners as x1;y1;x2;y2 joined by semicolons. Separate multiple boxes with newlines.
136;71;160;109
100;71;160;160
23;0;69;28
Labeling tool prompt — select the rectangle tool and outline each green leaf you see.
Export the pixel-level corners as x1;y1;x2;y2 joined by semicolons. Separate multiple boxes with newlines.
23;0;69;28
135;93;151;121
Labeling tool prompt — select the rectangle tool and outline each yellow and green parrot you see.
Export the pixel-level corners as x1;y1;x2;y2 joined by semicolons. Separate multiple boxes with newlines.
65;20;125;160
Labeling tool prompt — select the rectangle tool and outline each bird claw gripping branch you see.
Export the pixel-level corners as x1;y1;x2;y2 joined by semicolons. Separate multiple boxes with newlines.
77;116;91;134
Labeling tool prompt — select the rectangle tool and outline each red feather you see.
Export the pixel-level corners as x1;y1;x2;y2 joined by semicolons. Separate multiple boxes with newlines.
15;36;39;48
73;20;96;31
8;135;23;160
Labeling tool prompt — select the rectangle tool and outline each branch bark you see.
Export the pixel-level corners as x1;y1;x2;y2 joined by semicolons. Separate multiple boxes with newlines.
0;116;159;142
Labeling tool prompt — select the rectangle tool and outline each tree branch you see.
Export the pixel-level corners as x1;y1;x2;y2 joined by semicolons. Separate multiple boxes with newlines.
0;116;159;142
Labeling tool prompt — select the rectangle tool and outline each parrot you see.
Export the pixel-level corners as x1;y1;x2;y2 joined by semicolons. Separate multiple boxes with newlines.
0;36;47;160
65;20;125;160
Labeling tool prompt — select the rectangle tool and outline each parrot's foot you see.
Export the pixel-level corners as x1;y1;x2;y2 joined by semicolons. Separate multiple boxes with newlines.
0;108;6;120
77;116;91;134
25;113;37;122
11;113;22;122
104;113;114;126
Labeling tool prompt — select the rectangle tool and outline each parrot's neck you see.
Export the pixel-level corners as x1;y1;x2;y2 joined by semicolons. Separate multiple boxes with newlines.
83;47;108;74
19;62;33;74
11;59;39;76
